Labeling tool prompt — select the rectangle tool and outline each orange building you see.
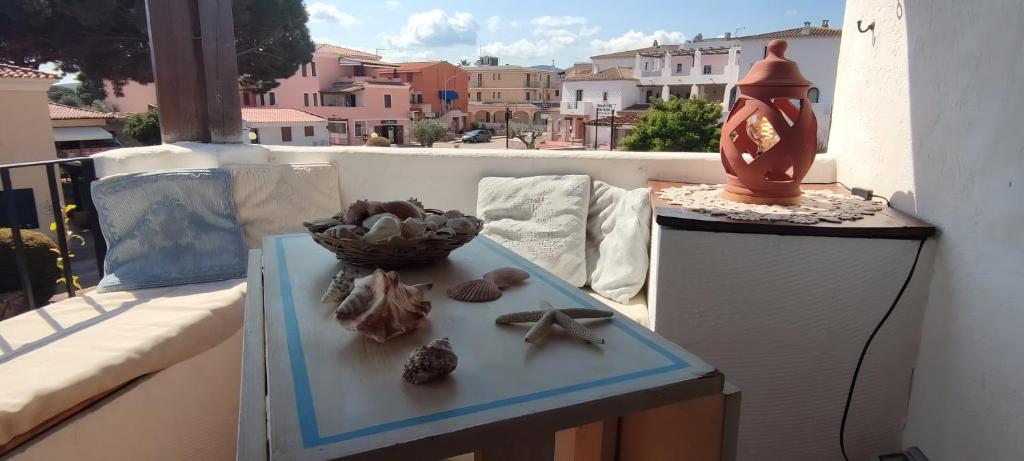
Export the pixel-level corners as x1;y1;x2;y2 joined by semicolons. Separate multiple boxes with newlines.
391;62;470;132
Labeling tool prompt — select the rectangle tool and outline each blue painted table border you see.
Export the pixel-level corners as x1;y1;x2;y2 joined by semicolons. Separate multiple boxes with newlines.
271;235;690;449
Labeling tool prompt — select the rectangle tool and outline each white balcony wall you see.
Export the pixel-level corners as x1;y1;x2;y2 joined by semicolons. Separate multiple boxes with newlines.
737;35;841;105
829;1;1024;459
592;56;635;72
92;143;836;213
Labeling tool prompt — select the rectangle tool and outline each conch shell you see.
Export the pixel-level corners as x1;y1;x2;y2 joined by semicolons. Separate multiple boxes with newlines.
334;269;433;343
402;337;457;384
446;278;502;302
482;267;530;288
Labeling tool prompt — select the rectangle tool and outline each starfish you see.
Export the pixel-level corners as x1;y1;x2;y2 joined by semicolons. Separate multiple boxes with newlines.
495;301;613;345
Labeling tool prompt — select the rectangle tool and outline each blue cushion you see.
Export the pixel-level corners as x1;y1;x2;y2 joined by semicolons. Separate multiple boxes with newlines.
92;169;247;292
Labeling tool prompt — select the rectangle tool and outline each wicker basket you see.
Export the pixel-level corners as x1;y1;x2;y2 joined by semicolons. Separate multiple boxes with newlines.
308;212;482;270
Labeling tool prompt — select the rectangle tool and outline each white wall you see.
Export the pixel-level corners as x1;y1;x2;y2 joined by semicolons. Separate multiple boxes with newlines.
244;123;329;146
591;56;635;71
560;80;643;113
829;1;1024;459
737;36;841;105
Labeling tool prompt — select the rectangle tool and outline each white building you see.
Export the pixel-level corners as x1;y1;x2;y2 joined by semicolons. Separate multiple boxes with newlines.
558;67;645;144
572;21;842;147
241;108;329;146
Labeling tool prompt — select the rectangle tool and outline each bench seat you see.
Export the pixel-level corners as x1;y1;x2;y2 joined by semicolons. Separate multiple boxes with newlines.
0;279;246;448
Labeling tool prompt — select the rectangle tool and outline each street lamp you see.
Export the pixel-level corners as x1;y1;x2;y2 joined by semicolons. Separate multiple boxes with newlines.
506;106;512;149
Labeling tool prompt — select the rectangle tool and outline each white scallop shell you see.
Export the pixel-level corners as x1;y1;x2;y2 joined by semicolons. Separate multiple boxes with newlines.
362;212;399;229
482;267;530;289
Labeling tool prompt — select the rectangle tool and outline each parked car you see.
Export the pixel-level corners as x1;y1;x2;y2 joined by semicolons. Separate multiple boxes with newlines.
461;130;491;143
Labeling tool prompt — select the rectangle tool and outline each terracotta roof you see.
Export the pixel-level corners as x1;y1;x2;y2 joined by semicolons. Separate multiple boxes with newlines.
0;63;59;80
241;108;326;124
591;45;680;59
314;43;381;60
395;61;446;72
740;26;841;40
48;103;113;120
564;67;636;82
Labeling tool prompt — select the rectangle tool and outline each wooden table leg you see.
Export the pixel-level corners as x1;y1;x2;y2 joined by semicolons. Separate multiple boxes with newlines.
617;392;726;461
475;430;555;461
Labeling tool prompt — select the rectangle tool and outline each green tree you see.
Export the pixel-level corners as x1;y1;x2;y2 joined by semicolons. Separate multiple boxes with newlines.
620;98;723;152
0;0;314;95
457;58;471;67
48;85;82;106
123;108;161;145
409;119;448;147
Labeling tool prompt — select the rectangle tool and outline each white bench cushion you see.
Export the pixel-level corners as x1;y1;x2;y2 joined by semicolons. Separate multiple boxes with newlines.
585;288;649;328
0;279;246;446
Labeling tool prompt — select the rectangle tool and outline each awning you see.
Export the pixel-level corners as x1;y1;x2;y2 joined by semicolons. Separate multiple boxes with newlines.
438;90;459;101
53;126;113;142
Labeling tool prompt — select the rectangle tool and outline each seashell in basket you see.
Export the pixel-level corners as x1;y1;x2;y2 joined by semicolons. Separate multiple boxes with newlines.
304;217;343;233
446;217;478;235
323;224;364;240
362;212;399;229
428;227;456;240
363;215;402;243
382;200;426;220
482;267;530;289
401;218;428;239
446;278;502;302
334;269;433;343
442;210;464;219
424;214;447;229
402;337;457;384
339;200;370;225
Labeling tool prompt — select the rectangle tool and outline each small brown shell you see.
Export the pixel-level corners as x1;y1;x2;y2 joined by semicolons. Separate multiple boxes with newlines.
442;210;464;219
401;218;428;239
424;214;447;229
482;267;530;289
381;200;426;220
446;278;502;302
402;337;457;384
446;217;478;235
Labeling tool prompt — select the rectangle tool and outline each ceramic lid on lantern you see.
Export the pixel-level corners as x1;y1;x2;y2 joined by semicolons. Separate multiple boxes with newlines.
737;39;812;88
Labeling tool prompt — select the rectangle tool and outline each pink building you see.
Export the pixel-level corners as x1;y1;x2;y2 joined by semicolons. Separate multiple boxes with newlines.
104;43;412;145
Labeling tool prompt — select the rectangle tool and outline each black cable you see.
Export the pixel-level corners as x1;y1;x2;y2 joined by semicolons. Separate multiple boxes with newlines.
840;238;926;461
834;181;892;207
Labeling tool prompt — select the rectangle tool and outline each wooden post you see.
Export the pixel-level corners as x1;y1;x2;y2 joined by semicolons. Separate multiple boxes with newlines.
145;0;243;143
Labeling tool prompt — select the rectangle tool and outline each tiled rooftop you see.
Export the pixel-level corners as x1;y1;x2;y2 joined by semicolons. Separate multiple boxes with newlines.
563;67;636;82
240;107;326;124
314;43;381;60
48;103;113;120
0;63;59;80
740;26;841;39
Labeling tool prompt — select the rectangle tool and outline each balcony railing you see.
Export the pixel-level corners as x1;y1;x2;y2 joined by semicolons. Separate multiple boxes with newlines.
1;157;106;311
563;101;580;110
336;75;402;84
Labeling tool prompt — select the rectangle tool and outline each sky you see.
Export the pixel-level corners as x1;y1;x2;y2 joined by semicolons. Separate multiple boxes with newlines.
307;0;846;66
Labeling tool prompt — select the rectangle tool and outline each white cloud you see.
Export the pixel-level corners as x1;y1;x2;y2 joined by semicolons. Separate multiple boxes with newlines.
529;16;588;28
785;9;799;16
385;9;478;48
306;2;361;26
385;0;400;10
590;30;687;55
481;39;558;61
485;16;502;33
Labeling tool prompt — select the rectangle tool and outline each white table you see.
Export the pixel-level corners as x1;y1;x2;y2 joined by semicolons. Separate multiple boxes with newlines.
240;234;733;461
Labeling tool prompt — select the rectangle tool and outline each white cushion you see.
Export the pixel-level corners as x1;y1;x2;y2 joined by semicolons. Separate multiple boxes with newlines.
585;181;652;303
477;175;591;286
585;288;649;328
0;279;246;447
226;163;342;249
91;142;271;178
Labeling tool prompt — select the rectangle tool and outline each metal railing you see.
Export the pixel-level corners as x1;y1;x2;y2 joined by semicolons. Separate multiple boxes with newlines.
1;157;105;310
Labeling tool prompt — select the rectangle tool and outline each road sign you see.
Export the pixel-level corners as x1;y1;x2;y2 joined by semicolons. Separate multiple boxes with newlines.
596;103;615;116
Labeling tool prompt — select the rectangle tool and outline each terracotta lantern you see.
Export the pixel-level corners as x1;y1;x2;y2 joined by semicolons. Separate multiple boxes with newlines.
720;39;817;205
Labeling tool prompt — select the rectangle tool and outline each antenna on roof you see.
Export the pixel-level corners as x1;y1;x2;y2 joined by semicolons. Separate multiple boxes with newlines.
734;26;746;36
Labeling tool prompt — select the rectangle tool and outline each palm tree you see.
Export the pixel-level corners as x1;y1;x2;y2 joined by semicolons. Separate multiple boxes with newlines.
457;58;471;67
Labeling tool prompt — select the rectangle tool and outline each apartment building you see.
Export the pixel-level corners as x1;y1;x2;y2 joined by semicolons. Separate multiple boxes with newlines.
103;43;412;145
391;61;470;132
464;63;561;127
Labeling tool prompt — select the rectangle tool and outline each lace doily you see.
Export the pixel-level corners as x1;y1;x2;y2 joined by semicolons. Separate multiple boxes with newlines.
657;184;884;224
